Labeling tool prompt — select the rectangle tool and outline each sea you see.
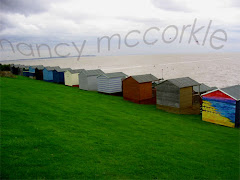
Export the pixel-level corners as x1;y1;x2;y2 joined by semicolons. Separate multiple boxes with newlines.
1;53;239;88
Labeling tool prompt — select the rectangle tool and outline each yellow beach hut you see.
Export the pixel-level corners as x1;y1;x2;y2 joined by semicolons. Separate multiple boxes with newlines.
64;69;84;87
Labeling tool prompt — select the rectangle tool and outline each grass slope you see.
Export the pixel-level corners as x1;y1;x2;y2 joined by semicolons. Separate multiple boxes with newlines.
1;76;239;179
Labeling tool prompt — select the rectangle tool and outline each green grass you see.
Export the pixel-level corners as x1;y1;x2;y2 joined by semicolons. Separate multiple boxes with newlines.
0;76;239;179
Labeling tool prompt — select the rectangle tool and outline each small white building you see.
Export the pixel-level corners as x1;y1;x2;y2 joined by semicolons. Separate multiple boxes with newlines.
97;72;127;94
64;69;84;87
79;69;105;91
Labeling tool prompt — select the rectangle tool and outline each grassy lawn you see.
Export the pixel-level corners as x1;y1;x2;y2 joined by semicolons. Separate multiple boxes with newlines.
0;76;239;179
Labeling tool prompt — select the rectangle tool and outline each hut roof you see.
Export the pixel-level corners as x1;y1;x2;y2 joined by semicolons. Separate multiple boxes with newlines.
163;77;200;88
81;69;105;76
68;69;84;74
45;66;60;71
100;72;127;78
23;65;30;68
54;67;72;72
35;65;44;70
193;83;217;93
221;85;240;100
30;65;44;69
131;74;158;83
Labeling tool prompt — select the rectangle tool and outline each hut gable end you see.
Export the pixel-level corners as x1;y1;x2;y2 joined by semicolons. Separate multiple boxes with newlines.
156;81;180;108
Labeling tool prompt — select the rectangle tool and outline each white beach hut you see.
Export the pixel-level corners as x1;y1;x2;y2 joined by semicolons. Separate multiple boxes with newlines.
79;69;105;91
97;72;127;94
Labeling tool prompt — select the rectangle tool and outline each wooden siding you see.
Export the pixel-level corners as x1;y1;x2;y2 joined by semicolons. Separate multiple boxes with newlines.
98;76;123;93
180;87;193;108
157;104;200;114
156;81;180;108
64;72;80;86
139;82;153;100
202;90;236;128
43;69;54;81
123;77;140;101
35;69;43;80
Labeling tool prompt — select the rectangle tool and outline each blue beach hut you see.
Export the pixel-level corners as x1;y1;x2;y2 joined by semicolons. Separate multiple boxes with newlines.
53;67;71;84
29;65;39;79
43;66;59;82
23;65;30;77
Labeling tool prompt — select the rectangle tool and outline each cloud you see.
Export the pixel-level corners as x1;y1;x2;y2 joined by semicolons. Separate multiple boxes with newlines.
231;0;240;7
0;14;16;31
151;0;191;12
0;0;52;16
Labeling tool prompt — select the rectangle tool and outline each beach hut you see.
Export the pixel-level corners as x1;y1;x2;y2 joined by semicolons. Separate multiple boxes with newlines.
53;67;71;84
22;65;30;77
202;85;240;128
64;69;84;87
122;74;159;104
11;64;20;75
29;65;39;79
97;72;127;94
35;65;44;80
43;66;59;82
17;65;24;76
156;77;200;114
79;69;105;91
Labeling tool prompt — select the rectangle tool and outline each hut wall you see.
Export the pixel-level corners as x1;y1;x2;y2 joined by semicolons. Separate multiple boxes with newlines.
64;71;72;86
79;73;88;90
108;77;123;93
71;73;80;86
123;77;140;101
98;76;123;93
43;69;54;82
98;76;109;93
35;69;43;80
156;81;180;108
180;87;193;108
235;101;240;128
139;82;153;100
202;90;236;128
53;71;59;83
87;76;98;91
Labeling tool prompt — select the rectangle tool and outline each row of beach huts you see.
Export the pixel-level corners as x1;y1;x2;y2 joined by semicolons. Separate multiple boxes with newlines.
10;64;240;128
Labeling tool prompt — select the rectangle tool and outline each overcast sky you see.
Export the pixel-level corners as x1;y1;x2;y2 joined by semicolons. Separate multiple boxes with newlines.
0;0;240;60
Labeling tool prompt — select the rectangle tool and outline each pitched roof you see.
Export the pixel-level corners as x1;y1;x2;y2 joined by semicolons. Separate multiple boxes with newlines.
68;69;84;74
131;74;158;83
193;83;217;93
81;69;105;76
166;77;199;88
45;66;60;71
35;65;44;70
30;65;44;70
100;72;127;78
221;85;240;100
54;67;72;72
23;65;30;69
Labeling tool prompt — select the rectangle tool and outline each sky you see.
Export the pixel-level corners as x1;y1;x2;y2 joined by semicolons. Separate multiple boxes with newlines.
0;0;240;60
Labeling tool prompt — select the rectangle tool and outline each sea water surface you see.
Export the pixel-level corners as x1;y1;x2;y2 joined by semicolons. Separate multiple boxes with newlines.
2;53;240;88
